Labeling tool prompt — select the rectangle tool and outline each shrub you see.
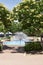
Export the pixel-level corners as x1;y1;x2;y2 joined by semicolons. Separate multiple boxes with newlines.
0;44;3;51
6;36;11;41
24;42;42;52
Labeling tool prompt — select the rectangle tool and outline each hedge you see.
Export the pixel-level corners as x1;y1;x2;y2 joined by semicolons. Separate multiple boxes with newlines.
24;42;42;52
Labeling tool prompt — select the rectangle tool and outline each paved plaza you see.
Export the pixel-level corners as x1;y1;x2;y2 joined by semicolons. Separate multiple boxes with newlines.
0;52;43;65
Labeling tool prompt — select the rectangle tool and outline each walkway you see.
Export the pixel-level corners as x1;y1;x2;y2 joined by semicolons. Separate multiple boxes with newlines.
0;53;43;65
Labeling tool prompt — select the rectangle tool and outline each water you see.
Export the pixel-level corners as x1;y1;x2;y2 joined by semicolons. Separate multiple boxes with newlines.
3;40;25;46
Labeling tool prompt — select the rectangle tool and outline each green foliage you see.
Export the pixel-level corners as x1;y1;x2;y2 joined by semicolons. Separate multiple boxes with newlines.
0;3;22;33
0;1;43;34
13;0;43;36
0;21;5;32
6;36;11;40
0;44;3;51
0;3;13;32
10;21;23;33
24;42;42;52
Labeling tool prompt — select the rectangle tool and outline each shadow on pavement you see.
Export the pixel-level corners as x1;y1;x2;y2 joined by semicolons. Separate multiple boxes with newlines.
3;45;43;54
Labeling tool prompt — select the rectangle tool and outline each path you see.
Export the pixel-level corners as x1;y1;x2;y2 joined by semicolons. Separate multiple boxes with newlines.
0;53;43;65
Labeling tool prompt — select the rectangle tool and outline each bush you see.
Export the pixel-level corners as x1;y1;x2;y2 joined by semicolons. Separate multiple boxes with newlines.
24;42;42;52
7;36;10;39
6;36;11;41
0;44;3;51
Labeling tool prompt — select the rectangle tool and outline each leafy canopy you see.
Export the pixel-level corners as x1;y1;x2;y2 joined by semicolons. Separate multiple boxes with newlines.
13;0;43;36
0;3;12;32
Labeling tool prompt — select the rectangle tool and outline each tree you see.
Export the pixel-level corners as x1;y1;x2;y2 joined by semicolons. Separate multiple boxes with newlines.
9;22;18;33
0;3;12;32
0;21;5;32
13;0;43;36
